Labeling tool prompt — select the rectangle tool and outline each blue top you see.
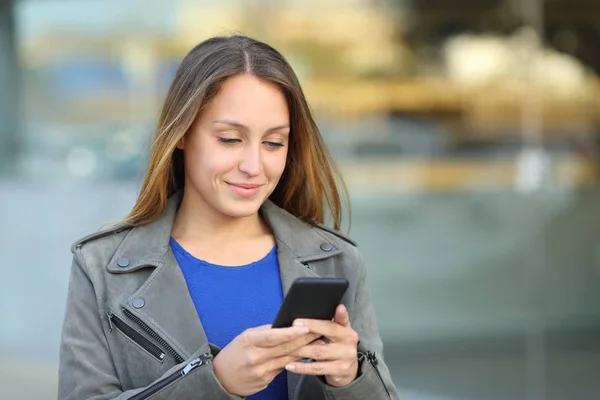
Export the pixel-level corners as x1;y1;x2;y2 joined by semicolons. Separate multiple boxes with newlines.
170;238;288;400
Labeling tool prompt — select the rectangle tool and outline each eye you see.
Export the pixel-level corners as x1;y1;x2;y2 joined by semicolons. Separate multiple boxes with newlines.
218;138;242;145
264;141;285;149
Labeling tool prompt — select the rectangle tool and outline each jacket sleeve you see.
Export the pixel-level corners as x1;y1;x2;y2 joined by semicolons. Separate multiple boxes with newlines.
58;251;243;400
318;247;400;400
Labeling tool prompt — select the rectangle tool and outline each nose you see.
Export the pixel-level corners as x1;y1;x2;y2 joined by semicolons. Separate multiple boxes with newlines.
238;142;263;177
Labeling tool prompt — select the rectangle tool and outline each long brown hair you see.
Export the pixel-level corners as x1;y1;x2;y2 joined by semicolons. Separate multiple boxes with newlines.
125;35;349;230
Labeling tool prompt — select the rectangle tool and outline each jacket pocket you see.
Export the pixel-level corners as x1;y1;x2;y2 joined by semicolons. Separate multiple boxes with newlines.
120;307;185;364
127;352;212;400
107;310;166;362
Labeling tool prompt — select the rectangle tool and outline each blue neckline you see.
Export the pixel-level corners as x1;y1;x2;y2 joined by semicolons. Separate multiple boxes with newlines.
169;237;277;269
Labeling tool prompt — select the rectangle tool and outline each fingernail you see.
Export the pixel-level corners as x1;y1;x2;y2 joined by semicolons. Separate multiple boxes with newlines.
285;364;296;372
293;320;304;327
298;327;309;334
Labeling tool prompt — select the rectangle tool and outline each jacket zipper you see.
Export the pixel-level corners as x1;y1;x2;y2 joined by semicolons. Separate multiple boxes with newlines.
107;311;166;362
364;350;391;399
127;352;212;400
122;307;185;364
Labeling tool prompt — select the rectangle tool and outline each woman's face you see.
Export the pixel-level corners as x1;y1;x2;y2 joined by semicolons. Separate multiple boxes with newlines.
180;74;290;219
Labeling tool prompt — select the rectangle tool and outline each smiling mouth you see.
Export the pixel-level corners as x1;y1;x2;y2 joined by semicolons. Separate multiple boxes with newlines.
226;183;264;189
225;182;265;199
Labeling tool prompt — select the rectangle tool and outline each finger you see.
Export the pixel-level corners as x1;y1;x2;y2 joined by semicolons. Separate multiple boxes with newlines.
292;343;350;361
285;360;343;376
288;333;322;349
247;325;309;348
272;333;321;358
266;353;306;372
334;304;351;328
308;337;328;346
292;319;344;341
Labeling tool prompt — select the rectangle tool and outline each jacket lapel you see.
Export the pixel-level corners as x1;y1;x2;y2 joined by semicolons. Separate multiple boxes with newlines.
108;191;207;360
260;199;343;294
121;250;207;360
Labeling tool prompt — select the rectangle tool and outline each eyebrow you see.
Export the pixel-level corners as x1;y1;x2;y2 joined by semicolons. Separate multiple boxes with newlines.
213;119;290;133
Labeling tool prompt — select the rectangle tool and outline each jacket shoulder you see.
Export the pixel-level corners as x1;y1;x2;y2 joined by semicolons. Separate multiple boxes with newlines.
315;224;357;247
70;223;130;253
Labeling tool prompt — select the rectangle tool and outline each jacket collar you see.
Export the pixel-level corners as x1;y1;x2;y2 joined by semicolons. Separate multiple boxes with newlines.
108;189;343;275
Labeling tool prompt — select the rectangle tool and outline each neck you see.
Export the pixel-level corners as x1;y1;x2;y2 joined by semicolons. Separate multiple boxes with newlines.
171;190;266;243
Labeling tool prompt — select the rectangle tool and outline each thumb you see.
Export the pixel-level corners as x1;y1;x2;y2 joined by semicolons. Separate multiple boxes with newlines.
334;304;350;327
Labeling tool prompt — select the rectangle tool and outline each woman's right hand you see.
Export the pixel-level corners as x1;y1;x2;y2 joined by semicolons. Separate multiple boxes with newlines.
212;324;318;396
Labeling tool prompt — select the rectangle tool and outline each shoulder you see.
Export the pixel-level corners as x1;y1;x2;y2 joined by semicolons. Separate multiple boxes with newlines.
312;224;367;284
70;223;132;273
313;224;362;266
314;224;358;248
71;223;130;253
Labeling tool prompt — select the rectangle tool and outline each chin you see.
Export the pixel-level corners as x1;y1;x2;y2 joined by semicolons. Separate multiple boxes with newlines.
217;198;265;219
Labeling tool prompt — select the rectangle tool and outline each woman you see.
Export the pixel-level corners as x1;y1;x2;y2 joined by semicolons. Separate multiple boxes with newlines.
58;35;398;400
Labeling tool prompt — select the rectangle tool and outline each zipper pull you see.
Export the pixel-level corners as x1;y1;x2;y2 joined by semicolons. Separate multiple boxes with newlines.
106;311;114;332
181;353;212;376
365;350;379;366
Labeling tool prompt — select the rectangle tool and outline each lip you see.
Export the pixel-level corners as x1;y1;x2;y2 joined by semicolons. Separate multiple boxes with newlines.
227;183;263;189
226;182;264;198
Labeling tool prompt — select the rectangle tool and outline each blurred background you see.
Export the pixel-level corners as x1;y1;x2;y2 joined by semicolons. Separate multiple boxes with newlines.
1;0;600;399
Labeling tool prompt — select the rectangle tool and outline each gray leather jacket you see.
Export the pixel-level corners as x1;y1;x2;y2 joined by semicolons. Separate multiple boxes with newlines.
58;192;399;399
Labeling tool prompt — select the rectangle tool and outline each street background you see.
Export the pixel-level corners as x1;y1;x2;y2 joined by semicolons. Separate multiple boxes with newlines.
1;1;599;399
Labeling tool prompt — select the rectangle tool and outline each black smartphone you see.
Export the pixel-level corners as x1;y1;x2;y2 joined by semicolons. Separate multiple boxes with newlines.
272;277;349;328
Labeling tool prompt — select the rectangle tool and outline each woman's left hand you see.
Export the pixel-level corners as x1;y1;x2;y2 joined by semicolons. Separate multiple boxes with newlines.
285;304;359;387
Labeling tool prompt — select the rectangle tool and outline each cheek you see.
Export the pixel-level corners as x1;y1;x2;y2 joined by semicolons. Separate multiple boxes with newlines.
203;152;236;175
185;139;236;177
265;150;288;179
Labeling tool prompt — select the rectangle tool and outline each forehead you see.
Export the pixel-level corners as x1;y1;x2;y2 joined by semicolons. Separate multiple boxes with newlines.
202;74;289;124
